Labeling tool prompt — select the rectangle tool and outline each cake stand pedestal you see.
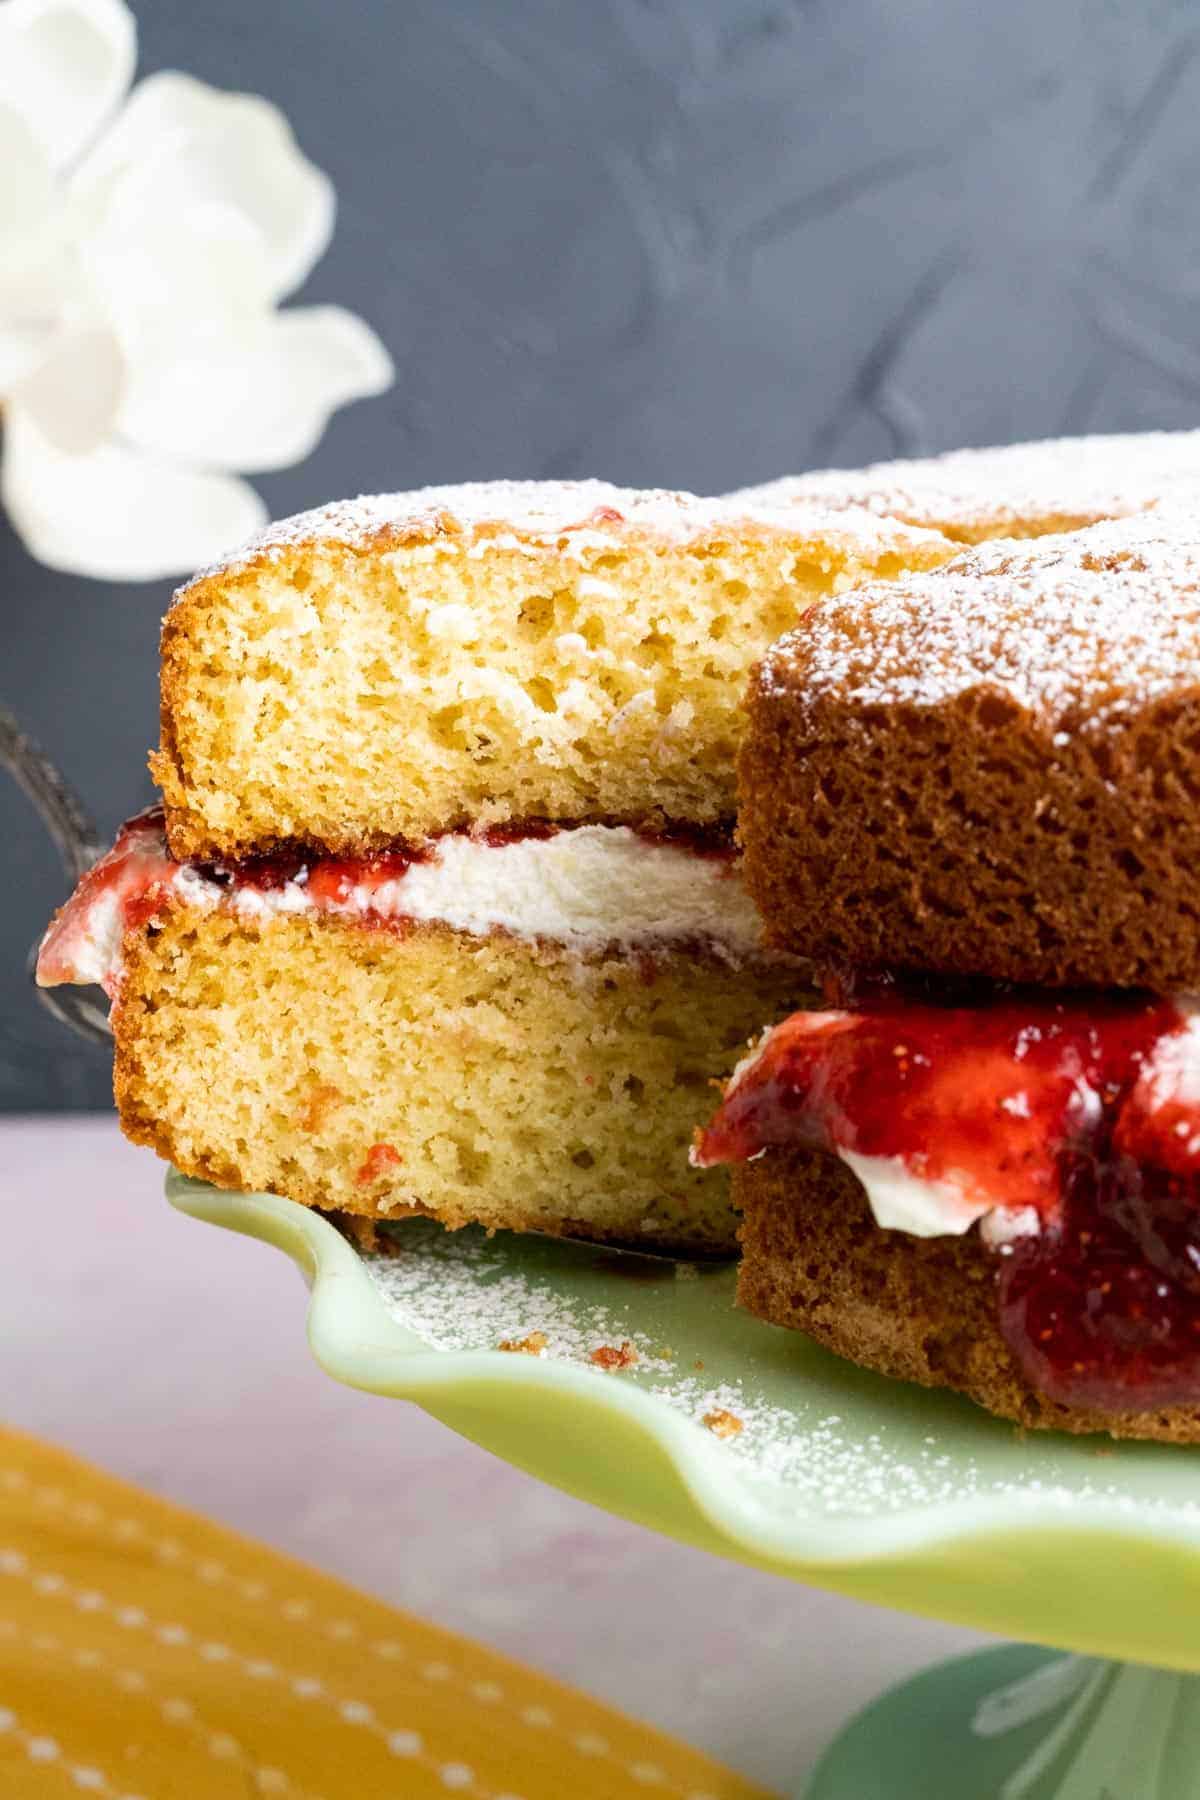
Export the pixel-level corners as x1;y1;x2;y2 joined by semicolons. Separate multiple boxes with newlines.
167;1175;1200;1800
808;1644;1200;1799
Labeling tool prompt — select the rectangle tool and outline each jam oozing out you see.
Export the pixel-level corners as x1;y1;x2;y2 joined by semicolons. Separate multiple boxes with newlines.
696;987;1200;1412
35;806;176;995
695;991;1182;1218
999;1151;1200;1409
36;807;432;995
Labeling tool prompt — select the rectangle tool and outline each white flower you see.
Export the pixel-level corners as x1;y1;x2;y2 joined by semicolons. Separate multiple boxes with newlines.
0;0;393;579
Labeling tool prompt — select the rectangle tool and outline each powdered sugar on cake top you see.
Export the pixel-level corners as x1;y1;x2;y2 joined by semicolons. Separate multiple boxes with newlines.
758;505;1200;729
735;430;1200;540
173;476;949;596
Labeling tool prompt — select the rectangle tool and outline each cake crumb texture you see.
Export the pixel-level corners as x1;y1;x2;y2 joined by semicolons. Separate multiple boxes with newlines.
498;1331;549;1355
113;908;811;1252
153;478;951;859
589;1340;639;1370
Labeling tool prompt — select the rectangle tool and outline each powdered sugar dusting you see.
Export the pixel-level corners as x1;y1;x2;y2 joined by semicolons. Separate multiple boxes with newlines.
358;1220;1200;1518
173;477;948;596
363;1224;680;1374
758;505;1200;729
735;430;1200;541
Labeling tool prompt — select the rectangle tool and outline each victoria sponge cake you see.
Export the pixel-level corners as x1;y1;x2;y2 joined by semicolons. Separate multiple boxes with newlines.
44;444;1200;1279
697;503;1200;1439
39;477;949;1252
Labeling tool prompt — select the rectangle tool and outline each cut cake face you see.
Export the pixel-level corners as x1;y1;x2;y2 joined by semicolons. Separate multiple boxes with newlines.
153;478;954;860
39;808;810;1252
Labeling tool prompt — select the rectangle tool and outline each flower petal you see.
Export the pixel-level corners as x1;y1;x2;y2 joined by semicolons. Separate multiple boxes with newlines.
0;101;58;262
78;182;275;360
9;324;123;451
118;304;394;473
2;404;267;579
0;103;77;388
72;71;335;301
0;320;52;389
0;0;135;170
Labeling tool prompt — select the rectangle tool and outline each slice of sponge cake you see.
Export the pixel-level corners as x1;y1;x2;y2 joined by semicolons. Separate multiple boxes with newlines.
49;476;952;1251
152;479;953;861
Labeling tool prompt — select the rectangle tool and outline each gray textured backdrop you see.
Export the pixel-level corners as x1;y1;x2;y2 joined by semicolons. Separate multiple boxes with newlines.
6;0;1200;1109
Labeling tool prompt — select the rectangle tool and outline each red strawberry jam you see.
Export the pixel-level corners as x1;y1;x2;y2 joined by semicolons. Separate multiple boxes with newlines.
696;987;1200;1412
480;819;559;849
35;809;430;993
302;847;424;906
355;1143;404;1186
36;806;176;996
205;842;427;902
1000;1151;1200;1409
209;848;308;891
695;990;1180;1215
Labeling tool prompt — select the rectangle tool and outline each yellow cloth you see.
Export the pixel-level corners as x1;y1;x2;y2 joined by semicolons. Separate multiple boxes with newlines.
0;1427;774;1799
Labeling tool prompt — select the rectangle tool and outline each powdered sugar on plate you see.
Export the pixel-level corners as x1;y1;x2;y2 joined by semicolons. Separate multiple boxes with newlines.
358;1220;1200;1520
363;1223;679;1375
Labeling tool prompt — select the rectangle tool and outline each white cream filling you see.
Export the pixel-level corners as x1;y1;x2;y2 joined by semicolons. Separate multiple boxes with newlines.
838;1155;1040;1246
43;822;768;990
293;825;762;956
55;885;127;989
1129;1016;1200;1157
837;1149;995;1239
845;1076;1092;1246
979;1205;1042;1248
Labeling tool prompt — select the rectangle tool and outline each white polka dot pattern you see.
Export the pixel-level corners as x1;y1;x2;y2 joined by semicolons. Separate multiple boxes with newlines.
0;1445;770;1800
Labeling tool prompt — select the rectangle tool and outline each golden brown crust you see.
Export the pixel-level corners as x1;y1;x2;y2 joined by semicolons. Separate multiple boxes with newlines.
735;1148;1200;1443
741;508;1200;988
153;558;265;861
151;603;210;861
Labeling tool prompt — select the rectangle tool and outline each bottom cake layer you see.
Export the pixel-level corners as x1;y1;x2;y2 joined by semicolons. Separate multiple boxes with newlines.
735;1149;1200;1443
115;909;808;1251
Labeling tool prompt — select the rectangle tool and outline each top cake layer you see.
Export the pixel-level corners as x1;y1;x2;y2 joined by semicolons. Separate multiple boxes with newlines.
740;505;1200;990
734;429;1200;544
153;477;951;859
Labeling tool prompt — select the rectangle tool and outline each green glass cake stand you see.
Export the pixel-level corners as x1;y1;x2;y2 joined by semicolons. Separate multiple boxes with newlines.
169;1172;1200;1795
